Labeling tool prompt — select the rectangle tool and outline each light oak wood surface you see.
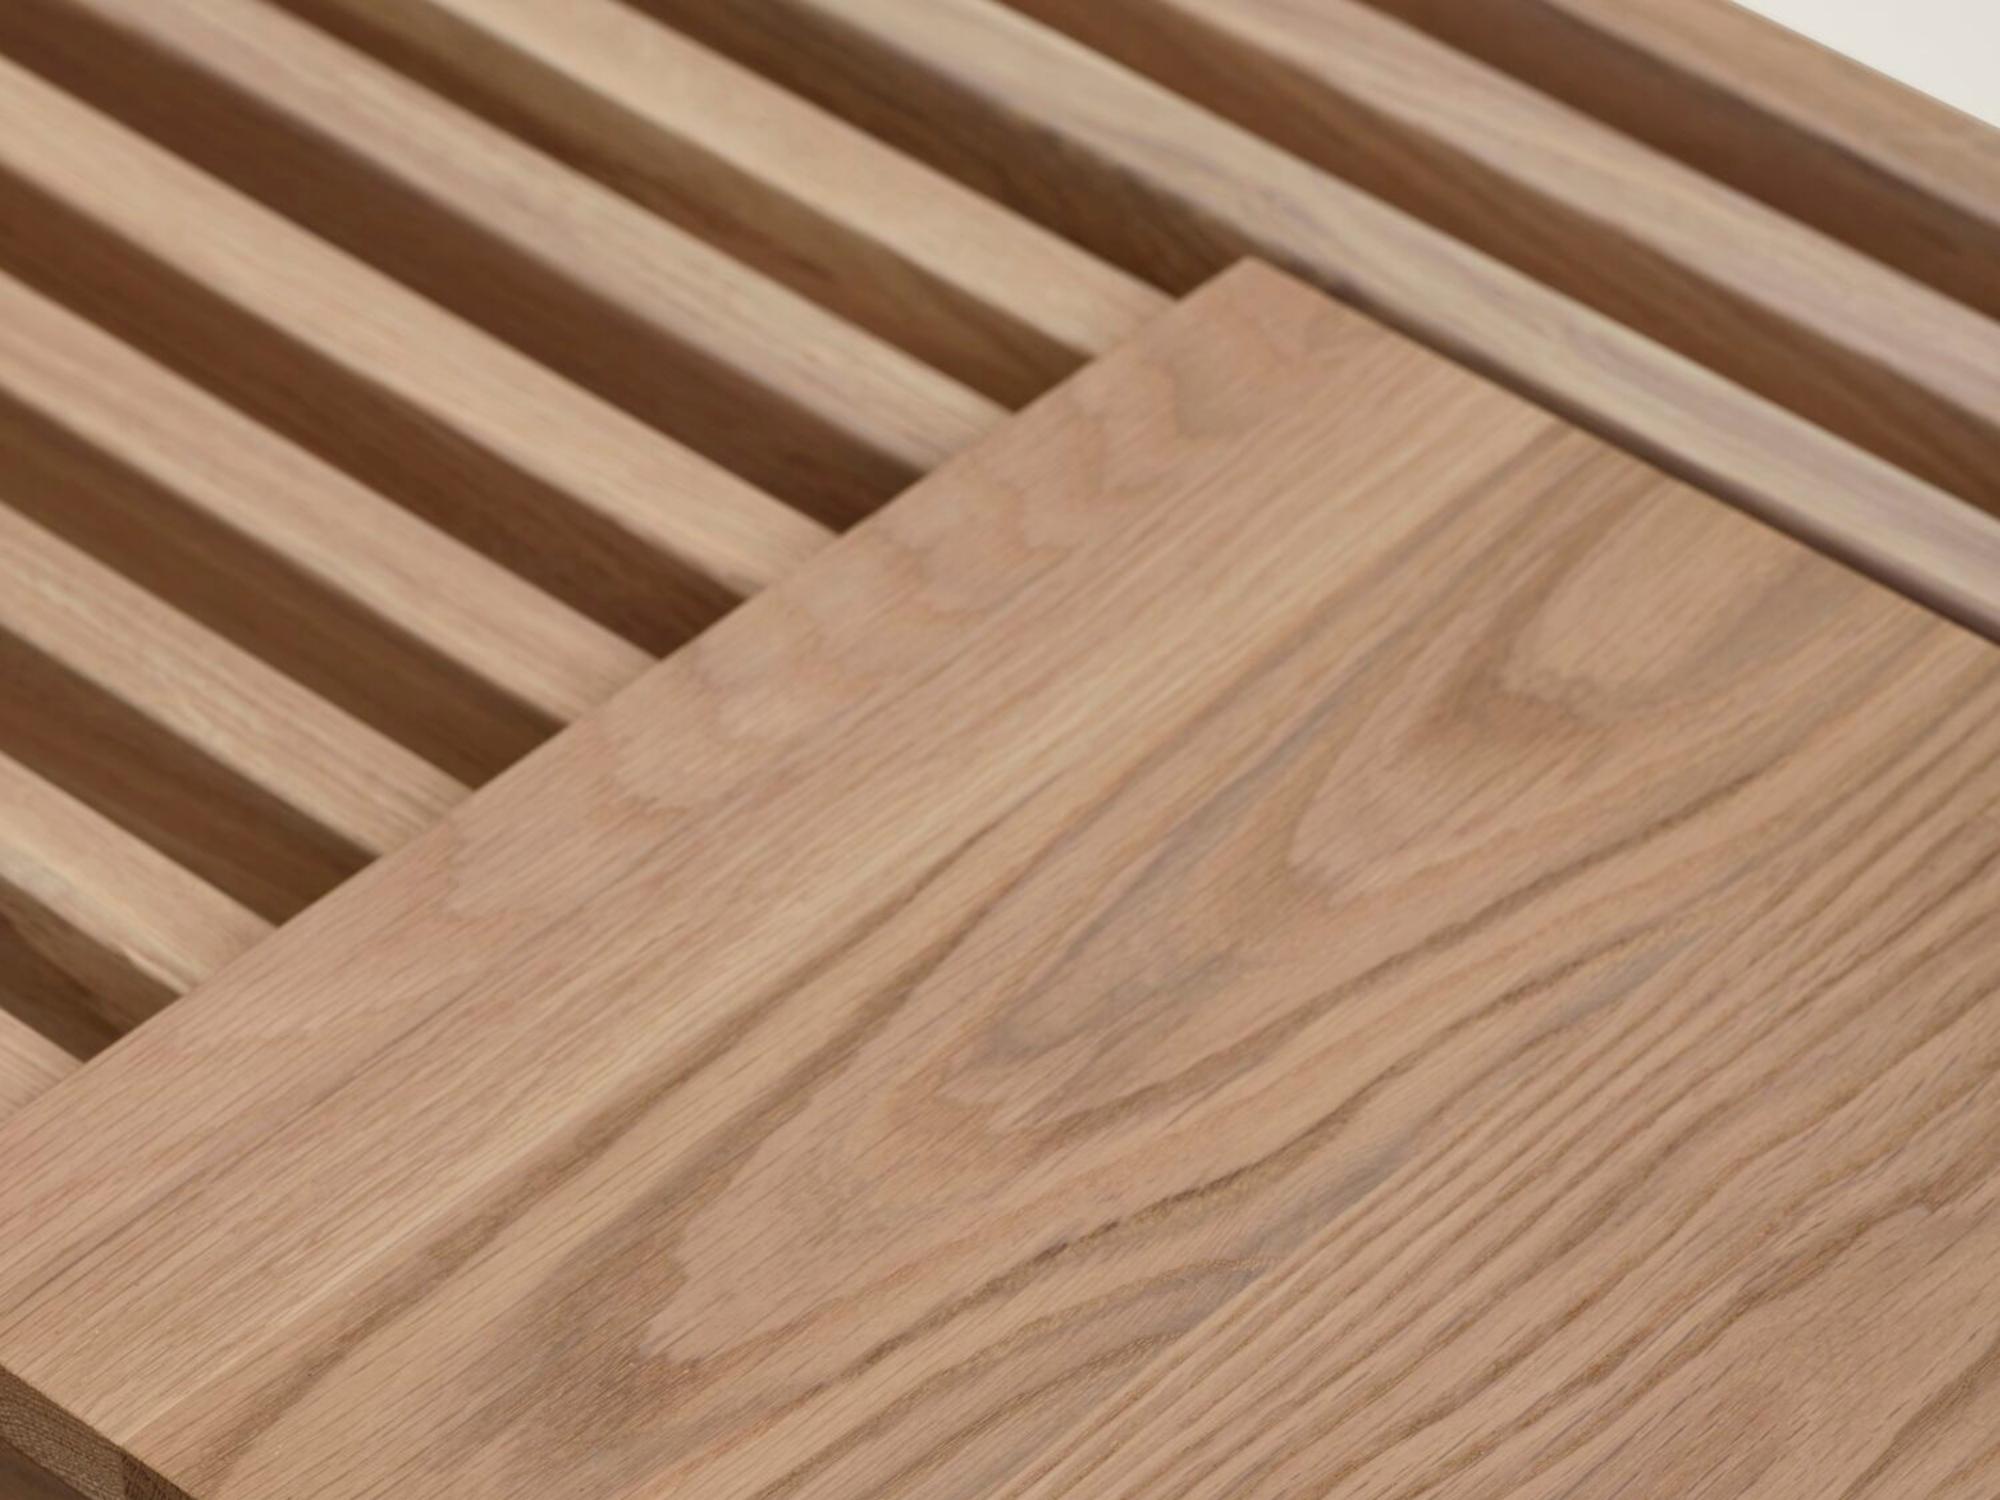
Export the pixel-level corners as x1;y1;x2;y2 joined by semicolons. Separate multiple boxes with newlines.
0;504;464;920
0;51;829;651
1365;0;2000;321
0;998;68;1500
270;0;1167;407
5;264;1999;1500
0;1009;72;1124
0;753;268;1056
0;0;1004;530
1012;0;2000;517
0;270;649;785
991;929;2000;1500
638;0;2000;643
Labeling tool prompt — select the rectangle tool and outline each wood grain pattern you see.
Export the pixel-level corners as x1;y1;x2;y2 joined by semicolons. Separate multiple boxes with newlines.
0;269;648;786
1364;0;2000;321
637;0;2000;642
4;263;2000;1500
1012;0;2000;517
993;937;2000;1500
0;504;464;920
0;753;268;1056
0;0;1004;530
0;51;828;651
270;0;1167;408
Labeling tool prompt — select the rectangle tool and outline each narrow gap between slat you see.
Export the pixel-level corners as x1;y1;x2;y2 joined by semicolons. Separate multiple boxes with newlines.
628;0;2000;645
0;270;649;785
267;0;1167;408
1355;0;2000;323
0;632;373;924
1004;0;2000;527
0;505;463;921
0;0;1003;531
0;51;829;654
0;754;268;1058
631;0;1235;292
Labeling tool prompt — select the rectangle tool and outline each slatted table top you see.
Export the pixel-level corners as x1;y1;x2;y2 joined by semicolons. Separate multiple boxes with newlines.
5;262;2000;1499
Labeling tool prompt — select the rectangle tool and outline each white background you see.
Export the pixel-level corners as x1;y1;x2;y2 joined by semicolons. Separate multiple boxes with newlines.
1737;0;2000;125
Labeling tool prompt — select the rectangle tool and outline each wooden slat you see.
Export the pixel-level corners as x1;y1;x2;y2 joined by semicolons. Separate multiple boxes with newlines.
0;271;649;786
0;998;69;1500
272;0;1168;408
1362;0;2000;321
0;1010;71;1123
0;53;828;651
0;753;268;1056
6;264;2000;1500
0;0;1002;530
1011;0;2000;518
641;0;2000;641
0;757;266;1500
0;504;465;920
